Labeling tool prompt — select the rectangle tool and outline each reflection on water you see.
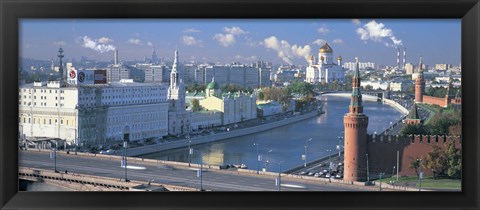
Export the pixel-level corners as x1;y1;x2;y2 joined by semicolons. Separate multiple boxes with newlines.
139;95;404;172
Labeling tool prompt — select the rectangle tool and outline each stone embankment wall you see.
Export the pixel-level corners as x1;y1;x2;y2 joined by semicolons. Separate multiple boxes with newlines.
126;110;320;156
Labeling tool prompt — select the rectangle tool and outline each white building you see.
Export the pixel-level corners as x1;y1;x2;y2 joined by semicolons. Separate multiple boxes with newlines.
191;111;222;131
343;61;376;71
204;63;260;88
18;80;169;146
360;81;389;91
305;42;346;84
257;101;282;117
389;80;413;92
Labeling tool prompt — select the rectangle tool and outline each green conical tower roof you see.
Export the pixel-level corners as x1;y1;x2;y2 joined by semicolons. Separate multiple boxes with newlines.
206;77;219;90
407;103;421;120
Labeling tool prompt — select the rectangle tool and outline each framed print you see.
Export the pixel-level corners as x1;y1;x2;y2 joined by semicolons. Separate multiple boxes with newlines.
1;0;479;209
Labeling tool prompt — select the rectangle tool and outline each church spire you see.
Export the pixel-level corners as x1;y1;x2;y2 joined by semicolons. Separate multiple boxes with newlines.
170;49;180;89
349;57;363;113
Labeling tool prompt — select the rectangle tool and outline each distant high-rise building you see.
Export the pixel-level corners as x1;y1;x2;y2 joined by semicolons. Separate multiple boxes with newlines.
58;48;65;83
114;49;119;65
405;63;415;74
343;62;376;71
203;64;260;88
435;63;451;71
151;47;159;64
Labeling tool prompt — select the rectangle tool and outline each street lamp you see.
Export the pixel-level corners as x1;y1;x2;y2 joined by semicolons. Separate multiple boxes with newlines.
303;138;312;167
50;142;58;173
253;142;260;174
366;153;370;182
379;172;385;191
122;139;129;182
337;136;344;157
417;159;423;191
197;154;204;191
327;149;332;182
265;149;273;171
392;166;396;180
275;161;284;191
188;137;192;167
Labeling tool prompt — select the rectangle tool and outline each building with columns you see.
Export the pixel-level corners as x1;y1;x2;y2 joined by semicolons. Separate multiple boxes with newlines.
18;80;170;146
305;42;346;84
343;57;369;182
167;50;192;136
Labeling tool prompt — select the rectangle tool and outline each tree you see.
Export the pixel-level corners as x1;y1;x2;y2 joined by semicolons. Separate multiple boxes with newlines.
444;140;462;179
191;98;201;112
410;158;421;177
400;124;429;135
258;91;265;100
424;145;446;180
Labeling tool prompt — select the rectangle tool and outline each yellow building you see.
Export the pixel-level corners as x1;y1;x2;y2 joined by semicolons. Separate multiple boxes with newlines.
199;78;257;125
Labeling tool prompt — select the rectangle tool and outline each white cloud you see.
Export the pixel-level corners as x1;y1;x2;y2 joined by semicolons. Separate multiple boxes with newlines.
224;26;248;35
147;42;153;47
317;27;331;34
263;36;311;65
183;28;201;33
98;37;113;44
356;20;403;47
53;41;66;46
213;26;248;47
183;35;203;47
128;38;142;45
245;37;261;47
332;39;344;45
351;19;361;25
82;36;116;53
312;39;326;46
214;33;236;47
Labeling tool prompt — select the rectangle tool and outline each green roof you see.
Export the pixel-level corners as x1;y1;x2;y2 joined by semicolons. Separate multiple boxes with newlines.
407;103;421;120
207;81;219;90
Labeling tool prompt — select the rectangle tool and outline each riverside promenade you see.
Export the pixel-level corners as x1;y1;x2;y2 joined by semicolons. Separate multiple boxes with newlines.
126;109;323;157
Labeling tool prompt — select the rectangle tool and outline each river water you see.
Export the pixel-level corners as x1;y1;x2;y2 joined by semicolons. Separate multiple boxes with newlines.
139;95;404;172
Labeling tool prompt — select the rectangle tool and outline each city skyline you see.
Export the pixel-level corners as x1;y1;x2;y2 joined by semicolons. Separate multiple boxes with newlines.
20;19;460;66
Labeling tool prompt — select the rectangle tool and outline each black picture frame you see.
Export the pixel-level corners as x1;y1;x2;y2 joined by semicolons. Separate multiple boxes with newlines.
1;0;479;209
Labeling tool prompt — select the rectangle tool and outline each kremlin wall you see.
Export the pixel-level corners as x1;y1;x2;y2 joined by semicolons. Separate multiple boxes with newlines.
343;57;462;182
365;134;461;179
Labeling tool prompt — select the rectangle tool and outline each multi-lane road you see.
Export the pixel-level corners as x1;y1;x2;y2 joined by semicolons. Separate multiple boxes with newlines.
19;151;378;191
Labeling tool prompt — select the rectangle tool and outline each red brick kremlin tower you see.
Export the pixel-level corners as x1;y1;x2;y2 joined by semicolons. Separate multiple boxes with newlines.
343;57;369;182
415;56;425;103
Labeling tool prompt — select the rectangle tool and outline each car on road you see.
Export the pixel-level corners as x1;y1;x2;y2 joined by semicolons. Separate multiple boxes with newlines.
314;173;321;177
299;171;307;175
325;174;331;178
308;171;315;176
336;174;343;179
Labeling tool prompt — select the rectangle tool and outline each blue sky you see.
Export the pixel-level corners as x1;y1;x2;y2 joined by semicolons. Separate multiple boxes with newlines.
20;19;460;66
